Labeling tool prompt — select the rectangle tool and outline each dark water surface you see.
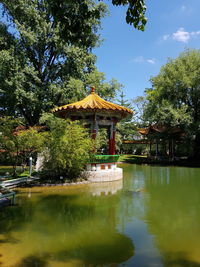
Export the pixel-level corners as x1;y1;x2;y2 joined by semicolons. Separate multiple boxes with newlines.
1;164;200;266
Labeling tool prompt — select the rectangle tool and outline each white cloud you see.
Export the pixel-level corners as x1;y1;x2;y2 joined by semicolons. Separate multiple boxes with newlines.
181;5;186;11
163;34;170;41
191;31;200;36
180;5;193;14
132;56;156;64
163;28;200;43
147;58;156;64
133;56;145;63
172;28;190;43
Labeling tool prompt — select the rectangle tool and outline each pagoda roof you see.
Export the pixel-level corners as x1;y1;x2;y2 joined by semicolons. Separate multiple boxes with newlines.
53;87;133;116
139;124;184;137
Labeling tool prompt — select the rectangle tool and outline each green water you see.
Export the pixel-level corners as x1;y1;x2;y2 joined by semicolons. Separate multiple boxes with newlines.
1;164;200;267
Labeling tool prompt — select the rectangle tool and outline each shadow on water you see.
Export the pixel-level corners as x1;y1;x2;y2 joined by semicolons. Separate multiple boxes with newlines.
15;255;48;267
0;193;90;238
0;235;20;244
51;230;134;265
164;252;200;267
0;188;135;266
35;194;98;227
0;196;34;240
35;194;135;265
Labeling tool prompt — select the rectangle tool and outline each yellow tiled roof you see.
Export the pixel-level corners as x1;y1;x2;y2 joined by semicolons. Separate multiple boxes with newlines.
53;88;133;115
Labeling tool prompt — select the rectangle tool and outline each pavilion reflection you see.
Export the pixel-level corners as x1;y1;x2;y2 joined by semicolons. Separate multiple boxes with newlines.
88;179;123;196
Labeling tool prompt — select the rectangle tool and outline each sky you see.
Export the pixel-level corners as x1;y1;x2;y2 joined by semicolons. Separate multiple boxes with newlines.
94;0;200;100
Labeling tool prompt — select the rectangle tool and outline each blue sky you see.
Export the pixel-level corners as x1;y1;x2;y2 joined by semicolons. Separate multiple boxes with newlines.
94;0;200;100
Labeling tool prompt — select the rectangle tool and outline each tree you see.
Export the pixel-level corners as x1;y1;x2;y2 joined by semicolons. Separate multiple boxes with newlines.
117;91;132;109
0;1;109;125
132;95;147;125
116;91;136;146
40;114;92;180
111;0;147;30
0;117;22;176
144;49;200;157
0;117;46;176
17;127;47;168
0;0;146;126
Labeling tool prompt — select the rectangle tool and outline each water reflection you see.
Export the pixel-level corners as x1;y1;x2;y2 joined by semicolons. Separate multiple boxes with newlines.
1;164;200;266
88;179;123;196
121;164;200;266
0;182;134;266
144;166;200;265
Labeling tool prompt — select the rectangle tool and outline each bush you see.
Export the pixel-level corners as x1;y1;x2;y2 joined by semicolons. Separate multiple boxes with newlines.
40;115;92;180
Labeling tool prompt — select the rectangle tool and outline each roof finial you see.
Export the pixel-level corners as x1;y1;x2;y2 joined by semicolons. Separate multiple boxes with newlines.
91;86;95;93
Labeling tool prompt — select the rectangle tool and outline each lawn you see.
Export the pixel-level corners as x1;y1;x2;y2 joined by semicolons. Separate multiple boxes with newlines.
119;154;147;164
0;166;30;178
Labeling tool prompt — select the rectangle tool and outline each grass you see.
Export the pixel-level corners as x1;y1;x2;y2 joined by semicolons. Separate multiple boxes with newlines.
118;154;200;167
0;166;22;176
119;154;147;164
0;166;37;179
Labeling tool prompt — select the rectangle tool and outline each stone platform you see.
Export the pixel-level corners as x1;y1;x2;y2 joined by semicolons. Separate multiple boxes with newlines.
83;163;123;182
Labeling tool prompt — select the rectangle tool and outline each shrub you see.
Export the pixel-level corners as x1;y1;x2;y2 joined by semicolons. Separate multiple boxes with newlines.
40;115;92;180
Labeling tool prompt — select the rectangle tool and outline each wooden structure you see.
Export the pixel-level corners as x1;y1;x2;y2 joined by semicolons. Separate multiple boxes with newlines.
53;87;133;181
53;87;132;155
139;124;185;158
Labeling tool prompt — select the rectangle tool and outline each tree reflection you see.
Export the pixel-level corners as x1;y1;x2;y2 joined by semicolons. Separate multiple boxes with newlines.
143;166;200;265
0;185;134;266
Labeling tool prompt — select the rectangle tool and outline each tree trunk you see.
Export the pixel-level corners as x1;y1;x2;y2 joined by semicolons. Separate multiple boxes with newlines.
193;133;200;159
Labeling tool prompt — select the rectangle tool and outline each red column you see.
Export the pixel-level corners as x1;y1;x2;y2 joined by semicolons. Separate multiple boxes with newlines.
111;130;116;155
92;129;97;140
109;120;116;155
109;138;112;155
91;115;98;153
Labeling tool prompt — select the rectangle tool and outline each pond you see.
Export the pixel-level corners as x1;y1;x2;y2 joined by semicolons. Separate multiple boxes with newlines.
1;163;200;266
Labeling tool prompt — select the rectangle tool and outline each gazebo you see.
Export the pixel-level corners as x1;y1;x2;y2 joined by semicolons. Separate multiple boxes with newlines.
139;124;185;159
53;87;133;181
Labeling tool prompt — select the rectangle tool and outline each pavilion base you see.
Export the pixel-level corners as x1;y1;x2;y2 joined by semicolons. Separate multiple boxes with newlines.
83;163;123;182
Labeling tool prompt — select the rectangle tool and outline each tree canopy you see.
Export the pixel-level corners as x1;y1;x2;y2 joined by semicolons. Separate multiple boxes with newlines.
111;0;147;31
144;49;200;156
0;0;147;126
0;0;107;125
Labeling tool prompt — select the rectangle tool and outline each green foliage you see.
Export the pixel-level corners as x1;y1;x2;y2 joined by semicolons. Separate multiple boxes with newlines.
117;91;132;109
144;49;200;129
111;0;147;30
132;95;147;125
0;0;143;126
95;128;108;154
17;127;47;160
144;100;192;126
117;121;137;141
40;114;92;180
144;49;200;157
0;117;23;168
0;117;46;175
0;0;110;125
116;91;136;150
94;128;122;154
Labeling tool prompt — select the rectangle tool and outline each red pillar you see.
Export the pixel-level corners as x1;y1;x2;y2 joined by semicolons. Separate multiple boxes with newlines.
109;120;116;155
109;138;112;155
91;115;98;153
111;130;116;155
92;129;96;140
